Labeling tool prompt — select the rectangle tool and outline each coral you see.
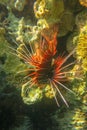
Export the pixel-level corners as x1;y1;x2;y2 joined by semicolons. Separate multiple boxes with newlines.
16;29;76;107
75;24;87;71
16;17;25;43
14;0;27;11
72;79;86;101
37;19;49;29
44;85;54;99
0;0;87;130
0;33;26;74
75;9;87;30
52;107;87;130
21;82;54;105
7;13;44;44
72;108;87;130
0;0;9;5
21;85;43;105
64;0;83;13
0;24;27;89
34;0;78;37
66;29;78;53
58;10;75;36
0;3;8;22
0;27;5;34
16;17;40;43
0;24;31;130
0;28;9;57
79;0;87;7
6;11;20;37
34;0;64;24
51;72;87;130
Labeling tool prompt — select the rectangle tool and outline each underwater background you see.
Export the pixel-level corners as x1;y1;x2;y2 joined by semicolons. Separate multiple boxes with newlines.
0;0;87;130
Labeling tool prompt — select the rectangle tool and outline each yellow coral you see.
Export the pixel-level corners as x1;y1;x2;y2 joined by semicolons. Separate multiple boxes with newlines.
77;33;87;58
82;58;87;71
37;19;49;29
76;24;87;71
73;82;86;97
79;0;87;7
44;85;55;99
16;18;25;43
21;84;43;104
34;0;48;18
72;108;86;130
34;0;64;24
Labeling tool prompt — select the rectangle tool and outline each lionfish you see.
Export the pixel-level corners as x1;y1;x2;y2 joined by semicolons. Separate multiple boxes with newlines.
10;30;75;107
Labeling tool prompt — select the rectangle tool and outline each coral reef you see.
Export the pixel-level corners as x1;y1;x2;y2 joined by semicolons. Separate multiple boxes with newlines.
0;0;87;130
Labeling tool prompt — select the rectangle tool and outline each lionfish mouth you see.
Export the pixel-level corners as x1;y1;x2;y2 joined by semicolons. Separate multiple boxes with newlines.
10;31;76;107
